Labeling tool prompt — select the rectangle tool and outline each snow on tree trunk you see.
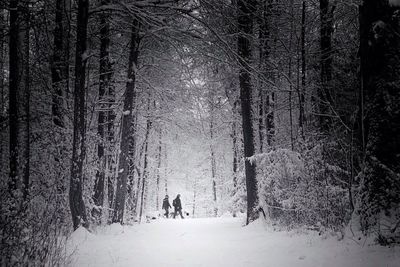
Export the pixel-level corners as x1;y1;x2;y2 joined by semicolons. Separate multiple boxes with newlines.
358;0;400;242
92;0;112;223
69;0;89;230
112;19;140;224
237;0;259;225
8;0;20;194
319;0;335;131
22;4;30;199
156;126;162;211
139;97;152;223
51;0;70;128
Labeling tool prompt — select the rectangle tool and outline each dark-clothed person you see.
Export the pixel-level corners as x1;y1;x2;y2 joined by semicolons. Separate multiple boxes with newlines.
162;195;172;218
172;194;184;219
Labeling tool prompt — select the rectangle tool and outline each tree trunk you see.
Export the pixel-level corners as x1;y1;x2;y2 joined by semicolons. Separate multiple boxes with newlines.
52;0;70;128
319;0;335;130
210;117;218;217
112;19;140;223
155;126;162;210
139;98;152;223
258;0;274;150
126;112;137;218
232;100;239;191
192;177;197;217
265;93;275;146
107;65;116;220
358;0;400;237
22;5;30;199
92;0;112;223
262;0;275;147
164;143;168;195
0;9;4;173
237;0;258;225
288;0;294;150
9;0;20;194
299;0;306;132
69;0;89;230
258;88;264;153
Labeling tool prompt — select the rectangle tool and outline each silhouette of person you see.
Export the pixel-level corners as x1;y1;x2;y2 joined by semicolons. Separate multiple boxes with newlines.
162;195;172;218
172;194;184;219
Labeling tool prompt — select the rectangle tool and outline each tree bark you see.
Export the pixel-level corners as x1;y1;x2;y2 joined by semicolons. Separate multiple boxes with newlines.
9;0;20;194
258;0;274;149
126;94;138;219
139;97;152;223
155;126;162;210
92;0;112;223
52;0;70;128
258;87;264;153
112;19;140;224
299;0;306;132
69;0;89;230
210;113;218;217
232;100;239;191
107;62;116;219
22;4;30;199
164;143;168;195
237;0;258;224
288;0;294;150
319;0;335;131
0;9;4;173
265;93;275;146
358;0;400;235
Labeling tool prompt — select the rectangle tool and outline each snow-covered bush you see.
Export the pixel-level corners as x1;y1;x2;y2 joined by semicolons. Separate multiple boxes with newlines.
0;123;71;265
357;156;400;244
255;145;351;230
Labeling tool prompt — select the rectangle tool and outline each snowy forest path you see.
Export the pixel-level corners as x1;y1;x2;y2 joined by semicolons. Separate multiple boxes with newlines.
67;218;399;267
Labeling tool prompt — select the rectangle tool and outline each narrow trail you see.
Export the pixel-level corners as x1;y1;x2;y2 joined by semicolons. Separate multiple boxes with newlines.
68;218;399;267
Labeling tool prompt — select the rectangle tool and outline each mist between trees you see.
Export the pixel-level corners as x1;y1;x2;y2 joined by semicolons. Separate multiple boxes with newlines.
0;0;399;265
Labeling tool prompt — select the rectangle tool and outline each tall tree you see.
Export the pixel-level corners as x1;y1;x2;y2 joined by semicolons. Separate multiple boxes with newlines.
8;0;20;193
257;0;274;150
237;0;258;224
299;0;306;132
69;0;89;230
155;126;162;210
139;96;152;223
358;0;400;238
22;2;30;199
112;18;140;224
92;0;112;222
319;0;335;130
51;0;70;128
209;97;218;217
231;100;239;191
0;9;4;172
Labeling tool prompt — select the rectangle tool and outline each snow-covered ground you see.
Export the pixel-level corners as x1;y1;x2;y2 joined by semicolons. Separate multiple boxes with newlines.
67;217;400;267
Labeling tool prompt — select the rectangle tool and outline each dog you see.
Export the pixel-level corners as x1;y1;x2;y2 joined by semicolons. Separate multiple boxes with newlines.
166;211;189;218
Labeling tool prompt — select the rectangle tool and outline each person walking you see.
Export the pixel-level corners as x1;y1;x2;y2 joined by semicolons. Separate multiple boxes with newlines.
172;194;184;219
162;195;172;218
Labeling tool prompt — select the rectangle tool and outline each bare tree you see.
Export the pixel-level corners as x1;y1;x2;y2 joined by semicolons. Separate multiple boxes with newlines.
319;0;335;130
51;0;70;128
112;18;140;224
92;0;112;223
69;0;89;230
8;0;20;194
237;0;258;224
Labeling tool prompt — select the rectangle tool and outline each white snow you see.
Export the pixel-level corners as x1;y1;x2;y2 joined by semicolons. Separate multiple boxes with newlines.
67;218;400;267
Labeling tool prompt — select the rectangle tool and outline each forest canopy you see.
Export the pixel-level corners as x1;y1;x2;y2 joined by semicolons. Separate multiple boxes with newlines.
1;0;399;265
